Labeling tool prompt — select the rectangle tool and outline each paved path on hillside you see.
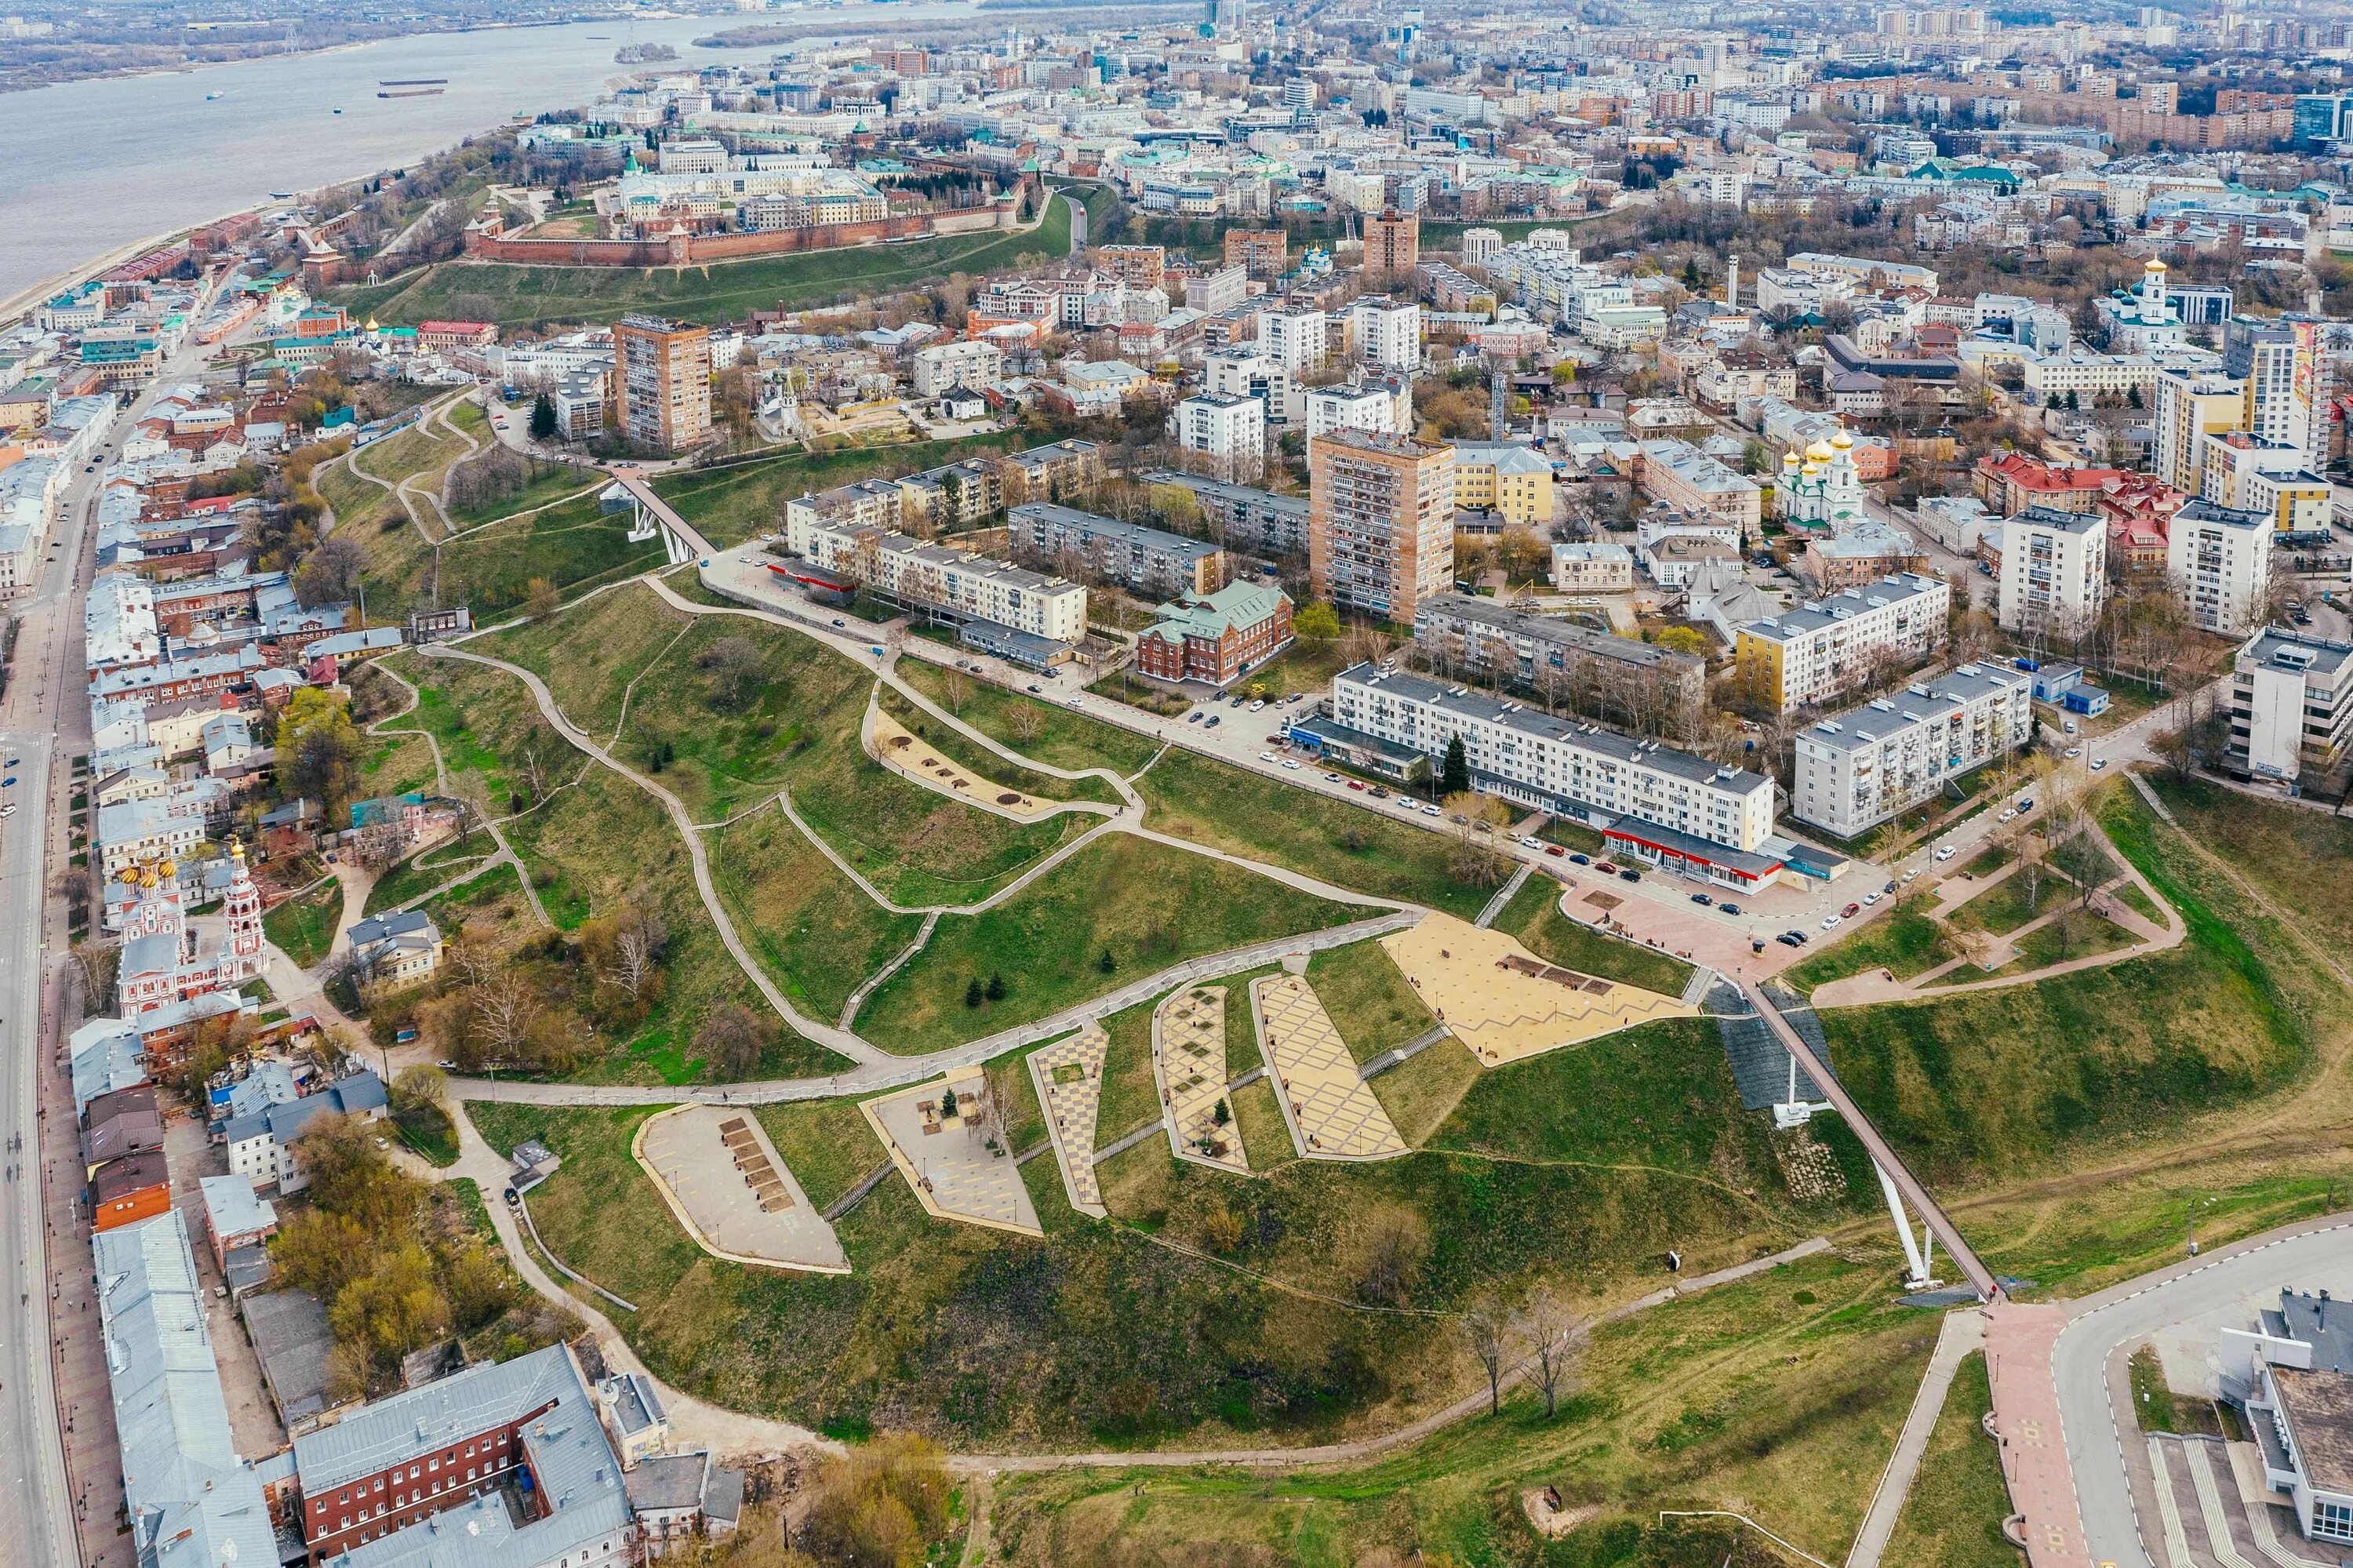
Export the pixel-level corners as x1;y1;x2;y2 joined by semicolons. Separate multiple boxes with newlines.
1847;1308;1986;1568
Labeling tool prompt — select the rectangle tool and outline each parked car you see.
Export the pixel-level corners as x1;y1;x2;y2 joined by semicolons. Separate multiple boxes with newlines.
1690;893;1713;906
1348;780;1366;791
1998;809;2016;823
1258;751;1275;762
1594;861;1618;875
1067;695;1084;708
1205;715;1221;728
1776;932;1803;948
2064;747;2082;759
1822;914;1842;930
1282;759;1301;770
1187;711;1204;723
1568;853;1591;866
1617;868;1642;883
2017;797;2035;812
1248;699;1266;713
1718;902;1741;915
1544;845;1566;857
1902;869;1920;882
1421;803;1442;817
1521;836;1541;849
2089;758;2108;772
0;804;13;819
1934;845;1957;861
1841;902;1860;918
1862;891;1880;905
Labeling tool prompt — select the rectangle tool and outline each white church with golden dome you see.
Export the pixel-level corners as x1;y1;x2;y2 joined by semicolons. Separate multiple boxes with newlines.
1775;424;1865;533
2096;256;2188;352
114;839;266;1017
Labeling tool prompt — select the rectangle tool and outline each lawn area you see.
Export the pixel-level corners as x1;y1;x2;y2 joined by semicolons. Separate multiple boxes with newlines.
442;451;601;531
262;880;342;970
1880;1350;2016;1568
392;1101;460;1167
1959;844;2013;879
878;688;1119;805
711;803;926;1024
1948;864;2074;937
355;486;665;624
1228;636;1351;698
650;433;1018;548
1093;992;1165;1151
334;184;1085;330
1366;1037;1482;1148
1491;873;1695;997
753;1097;881;1214
853;833;1363;1054
1306;940;1438;1065
359;729;438;800
478;584;1088;904
1083;668;1193;717
386;653;847;1084
318;449;398;532
985;1246;1936;1566
364;829;498;916
899;660;1162;776
2007;906;2139;971
1784;893;1955;992
2142;773;2353;965
1132;748;1496;921
418;860;535;950
1819;783;2317;1191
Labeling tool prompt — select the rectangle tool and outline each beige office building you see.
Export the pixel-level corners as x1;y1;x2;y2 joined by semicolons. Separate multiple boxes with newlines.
1308;431;1456;623
612;314;713;454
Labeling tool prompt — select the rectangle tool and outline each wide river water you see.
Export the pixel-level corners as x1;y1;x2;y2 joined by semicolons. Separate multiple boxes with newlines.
0;4;984;307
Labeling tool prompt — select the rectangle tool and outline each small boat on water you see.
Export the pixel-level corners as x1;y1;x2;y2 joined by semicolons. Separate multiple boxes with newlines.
376;89;443;98
205;91;223;100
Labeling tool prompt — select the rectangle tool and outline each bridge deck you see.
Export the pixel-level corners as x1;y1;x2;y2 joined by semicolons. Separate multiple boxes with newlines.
608;470;717;563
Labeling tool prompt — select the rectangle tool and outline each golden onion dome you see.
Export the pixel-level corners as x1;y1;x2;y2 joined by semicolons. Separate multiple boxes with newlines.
158;860;177;879
140;871;159;889
117;867;142;885
1780;449;1800;468
2144;256;2167;272
1805;437;1835;463
1831;427;1853;450
1801;461;1822;478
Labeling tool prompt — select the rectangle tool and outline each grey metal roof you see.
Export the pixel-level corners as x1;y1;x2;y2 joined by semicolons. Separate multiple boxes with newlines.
2241;628;2353;677
1738;573;1947;643
1799;664;2031;755
1008;502;1222;562
302;1345;631;1568
92;1212;281;1568
622;1453;707;1512
1336;663;1770;795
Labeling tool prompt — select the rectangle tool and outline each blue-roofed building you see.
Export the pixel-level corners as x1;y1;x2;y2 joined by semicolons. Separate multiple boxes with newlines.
224;1069;387;1194
93;1212;281;1568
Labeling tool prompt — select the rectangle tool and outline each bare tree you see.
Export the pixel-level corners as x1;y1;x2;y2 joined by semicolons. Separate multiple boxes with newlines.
71;940;119;1016
606;908;669;1004
1003;700;1046;748
694;1002;769;1079
1518;1290;1579;1419
470;970;540;1064
939;668;970;715
1462;1298;1510;1415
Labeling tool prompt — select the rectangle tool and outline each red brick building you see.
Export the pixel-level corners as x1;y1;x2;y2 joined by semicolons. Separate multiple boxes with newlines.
1973;453;2126;517
89;1150;171;1233
1133;580;1294;686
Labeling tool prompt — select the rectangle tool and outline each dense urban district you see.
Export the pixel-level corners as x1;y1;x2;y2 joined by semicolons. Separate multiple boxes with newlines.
9;3;2353;1568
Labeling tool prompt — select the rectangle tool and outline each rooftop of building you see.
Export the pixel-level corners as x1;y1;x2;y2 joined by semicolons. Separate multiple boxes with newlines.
2238;626;2353;678
1142;579;1291;642
1308;428;1448;460
1738;573;1948;642
1008;502;1223;560
2175;497;2275;532
1335;661;1767;795
1798;664;2032;755
1414;592;1701;672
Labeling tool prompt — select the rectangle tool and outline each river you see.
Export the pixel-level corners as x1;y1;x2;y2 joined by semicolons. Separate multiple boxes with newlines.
0;4;984;308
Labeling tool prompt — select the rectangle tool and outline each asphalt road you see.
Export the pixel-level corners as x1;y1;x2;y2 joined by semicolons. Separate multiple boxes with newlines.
0;295;217;1568
2057;1215;2353;1568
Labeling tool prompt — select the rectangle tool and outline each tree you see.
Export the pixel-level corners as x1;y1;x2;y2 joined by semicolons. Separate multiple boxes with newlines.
964;977;984;1008
797;1433;951;1567
1519;1289;1578;1419
294;533;366;609
1656;626;1707;657
1096;947;1116;973
1003;700;1045;747
530;394;558;442
1461;1297;1510;1415
277;687;368;820
696;635;763;710
938;669;970;714
1293;599;1342;643
1356;1205;1428;1305
1440;735;1471;797
387;1064;447;1120
695;1002;769;1079
984;972;1006;1001
525;577;560;622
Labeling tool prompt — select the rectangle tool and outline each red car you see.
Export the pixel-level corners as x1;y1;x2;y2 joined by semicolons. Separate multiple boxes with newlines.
1544;845;1566;857
1347;780;1366;791
1841;902;1860;919
1595;861;1618;875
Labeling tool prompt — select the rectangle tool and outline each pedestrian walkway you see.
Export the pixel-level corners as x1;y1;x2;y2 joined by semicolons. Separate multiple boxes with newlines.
1154;985;1247;1174
860;1073;1042;1236
1380;911;1695;1068
1250;974;1406;1161
1848;1308;1986;1568
1027;1026;1109;1217
1986;1301;2091;1568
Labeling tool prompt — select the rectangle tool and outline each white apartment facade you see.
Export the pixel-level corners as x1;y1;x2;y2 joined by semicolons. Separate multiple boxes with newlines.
2228;628;2353;789
1997;505;2109;635
784;515;1087;642
1348;297;1422;372
1792;664;2035;836
911;339;1004;399
1326;664;1779;860
2169;498;2275;635
1169;392;1265;482
1305;380;1408;439
1262;307;1329;373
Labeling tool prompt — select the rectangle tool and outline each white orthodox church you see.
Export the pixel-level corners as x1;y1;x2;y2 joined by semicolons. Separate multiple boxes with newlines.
2096;257;2186;352
115;839;267;1017
1775;425;1865;533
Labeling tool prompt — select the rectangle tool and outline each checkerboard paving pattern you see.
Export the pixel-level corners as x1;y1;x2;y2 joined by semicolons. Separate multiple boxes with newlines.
1030;1024;1110;1214
860;1071;1043;1237
1252;974;1407;1161
1155;986;1248;1174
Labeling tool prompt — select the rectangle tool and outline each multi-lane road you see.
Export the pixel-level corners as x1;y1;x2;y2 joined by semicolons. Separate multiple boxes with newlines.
0;310;216;1568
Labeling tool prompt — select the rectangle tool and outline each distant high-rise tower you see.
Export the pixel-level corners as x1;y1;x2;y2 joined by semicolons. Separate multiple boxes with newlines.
1489;368;1507;442
1726;254;1740;311
612;314;713;455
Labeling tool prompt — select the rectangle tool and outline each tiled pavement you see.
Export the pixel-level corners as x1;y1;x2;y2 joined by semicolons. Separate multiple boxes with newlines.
1155;987;1247;1174
635;1104;849;1273
861;1072;1042;1236
1986;1301;2092;1568
1251;975;1406;1162
1028;1025;1110;1216
868;706;1056;822
1380;911;1695;1068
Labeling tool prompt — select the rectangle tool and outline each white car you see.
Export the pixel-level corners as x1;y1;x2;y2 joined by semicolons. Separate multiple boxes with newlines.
2089;758;2108;772
1821;914;1842;930
1247;699;1265;712
1258;751;1276;762
1421;803;1442;817
1323;772;1341;783
1862;891;1881;905
1282;759;1301;771
1521;836;1541;849
1998;809;2016;823
0;802;13;818
2064;747;2081;759
1901;868;1920;882
1934;846;1956;862
1067;695;1084;708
